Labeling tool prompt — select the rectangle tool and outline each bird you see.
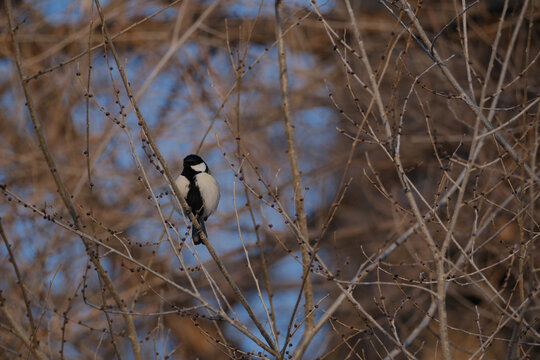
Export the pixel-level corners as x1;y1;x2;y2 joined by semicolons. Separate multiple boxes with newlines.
175;154;220;244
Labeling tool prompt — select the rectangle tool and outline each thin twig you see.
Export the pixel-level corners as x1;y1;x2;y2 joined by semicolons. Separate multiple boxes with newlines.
0;297;48;360
0;220;37;347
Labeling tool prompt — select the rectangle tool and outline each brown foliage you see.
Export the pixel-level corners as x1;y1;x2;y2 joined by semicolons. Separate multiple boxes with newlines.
1;0;539;359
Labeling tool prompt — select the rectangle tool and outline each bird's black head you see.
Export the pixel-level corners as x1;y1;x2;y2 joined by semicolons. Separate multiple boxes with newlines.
182;154;208;175
183;154;203;166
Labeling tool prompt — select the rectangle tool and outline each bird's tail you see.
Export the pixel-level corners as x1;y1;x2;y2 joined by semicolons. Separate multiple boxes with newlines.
192;218;207;245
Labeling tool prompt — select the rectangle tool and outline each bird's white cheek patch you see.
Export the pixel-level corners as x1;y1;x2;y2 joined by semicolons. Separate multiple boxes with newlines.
191;163;207;172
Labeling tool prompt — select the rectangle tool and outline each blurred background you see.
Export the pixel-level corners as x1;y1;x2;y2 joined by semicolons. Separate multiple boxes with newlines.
1;0;539;359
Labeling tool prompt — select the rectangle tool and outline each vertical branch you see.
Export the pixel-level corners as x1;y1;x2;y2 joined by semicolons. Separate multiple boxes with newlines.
524;0;537;304
84;0;94;204
83;5;120;356
458;0;475;97
274;0;314;333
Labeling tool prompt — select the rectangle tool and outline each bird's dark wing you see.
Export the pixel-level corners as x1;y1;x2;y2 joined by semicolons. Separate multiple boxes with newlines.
186;182;204;216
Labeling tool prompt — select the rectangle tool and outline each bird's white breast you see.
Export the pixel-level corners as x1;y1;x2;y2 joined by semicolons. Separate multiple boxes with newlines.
195;172;220;217
175;175;190;199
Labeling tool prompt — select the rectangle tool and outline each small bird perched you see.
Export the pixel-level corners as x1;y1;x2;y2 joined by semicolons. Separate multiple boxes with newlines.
175;154;220;244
